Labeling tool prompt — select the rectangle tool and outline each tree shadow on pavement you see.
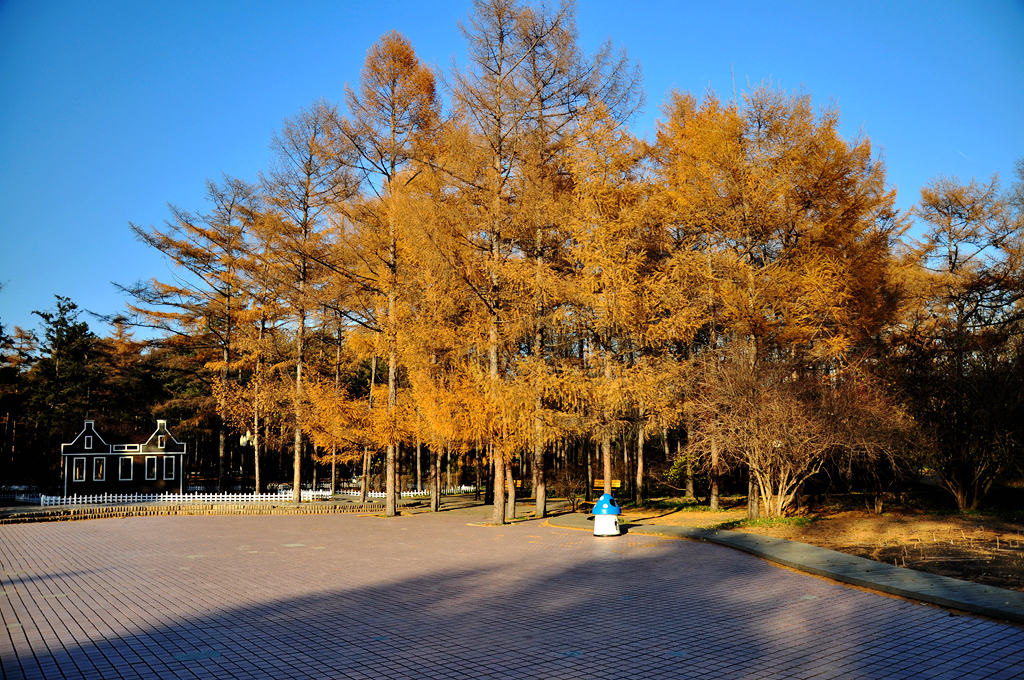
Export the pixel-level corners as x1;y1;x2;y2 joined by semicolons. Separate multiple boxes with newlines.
5;516;1024;680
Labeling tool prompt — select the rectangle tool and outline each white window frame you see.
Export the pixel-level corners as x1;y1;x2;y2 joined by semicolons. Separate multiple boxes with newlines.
163;456;175;480
85;435;93;449
72;457;86;482
145;456;157;480
93;457;105;481
119;456;133;481
158;435;166;449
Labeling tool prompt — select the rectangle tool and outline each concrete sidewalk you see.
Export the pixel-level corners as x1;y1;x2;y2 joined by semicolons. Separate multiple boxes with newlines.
547;512;1024;625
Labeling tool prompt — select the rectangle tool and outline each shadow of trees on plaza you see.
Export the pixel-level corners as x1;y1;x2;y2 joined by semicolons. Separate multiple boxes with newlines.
14;523;1024;680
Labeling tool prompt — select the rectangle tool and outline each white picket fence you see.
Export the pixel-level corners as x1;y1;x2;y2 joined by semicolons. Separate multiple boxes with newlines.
41;490;331;506
38;485;476;507
342;485;476;499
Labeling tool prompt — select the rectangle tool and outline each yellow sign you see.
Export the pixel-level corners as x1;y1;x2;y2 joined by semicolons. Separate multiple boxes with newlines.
593;479;622;489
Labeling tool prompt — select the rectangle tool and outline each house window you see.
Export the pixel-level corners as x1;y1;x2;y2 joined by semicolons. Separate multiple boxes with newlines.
93;457;105;481
85;435;93;449
72;457;86;482
119;456;133;481
158;435;166;449
145;456;157;480
164;456;175;480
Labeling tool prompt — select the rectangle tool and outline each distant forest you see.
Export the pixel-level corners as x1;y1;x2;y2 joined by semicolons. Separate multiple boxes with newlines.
2;0;1023;523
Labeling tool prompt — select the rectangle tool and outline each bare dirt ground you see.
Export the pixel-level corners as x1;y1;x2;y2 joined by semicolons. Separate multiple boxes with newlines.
622;501;1024;592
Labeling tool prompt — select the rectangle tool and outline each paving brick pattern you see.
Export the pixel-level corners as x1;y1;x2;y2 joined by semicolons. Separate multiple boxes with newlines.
2;508;1023;679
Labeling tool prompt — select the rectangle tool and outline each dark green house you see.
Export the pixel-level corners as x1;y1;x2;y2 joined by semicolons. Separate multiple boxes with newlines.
60;420;186;496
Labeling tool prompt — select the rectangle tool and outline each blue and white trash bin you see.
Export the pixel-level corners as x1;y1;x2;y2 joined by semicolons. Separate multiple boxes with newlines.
592;493;621;536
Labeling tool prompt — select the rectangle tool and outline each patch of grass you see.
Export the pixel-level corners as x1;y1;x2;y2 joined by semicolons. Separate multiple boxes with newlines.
952;506;1024;524
625;496;744;513
995;509;1024;523
712;516;817;531
930;506;1001;520
631;498;702;511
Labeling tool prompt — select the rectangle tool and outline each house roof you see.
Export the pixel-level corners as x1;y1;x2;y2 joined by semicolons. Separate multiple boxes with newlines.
140;419;186;453
60;420;109;454
61;419;186;455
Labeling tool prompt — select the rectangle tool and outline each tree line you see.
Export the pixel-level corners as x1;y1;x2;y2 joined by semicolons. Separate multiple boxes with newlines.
3;0;1023;522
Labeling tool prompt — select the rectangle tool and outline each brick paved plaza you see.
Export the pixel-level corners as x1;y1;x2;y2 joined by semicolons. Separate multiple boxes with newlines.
2;506;1023;679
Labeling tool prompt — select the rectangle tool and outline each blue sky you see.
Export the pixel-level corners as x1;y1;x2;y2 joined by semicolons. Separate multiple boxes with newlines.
2;0;1022;337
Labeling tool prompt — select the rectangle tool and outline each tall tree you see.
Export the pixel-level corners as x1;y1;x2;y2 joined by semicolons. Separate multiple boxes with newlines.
447;0;641;523
231;214;284;494
125;176;256;490
0;307;33;480
260;100;351;502
657;87;902;515
336;31;439;516
23;297;101;483
514;0;640;518
565;104;653;497
891;173;1024;509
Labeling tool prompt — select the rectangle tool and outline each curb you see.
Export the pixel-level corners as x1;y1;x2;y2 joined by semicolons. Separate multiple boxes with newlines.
546;513;1024;625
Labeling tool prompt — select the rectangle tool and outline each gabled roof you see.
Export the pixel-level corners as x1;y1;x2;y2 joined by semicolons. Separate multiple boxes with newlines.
140;419;187;453
61;419;187;455
61;420;110;454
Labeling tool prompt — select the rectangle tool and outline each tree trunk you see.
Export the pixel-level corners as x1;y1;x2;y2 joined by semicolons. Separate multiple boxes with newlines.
439;447;446;493
506;461;516;520
217;418;226;492
430;446;440;512
385;442;397;516
361;355;376;505
484;445;494;505
602;433;613;497
709;436;720;511
292;308;305;503
521;450;530;496
393;443;401;510
601;349;613;497
360;447;370;504
474;452;482;500
331;322;341;497
278;435;285;484
621;431;631;499
253;403;261;495
416;436;422;492
384;192;400;517
292;428;302;503
585;440;594;502
446;449;453;491
747;473;760;519
485;126;506;523
218;345;228;492
683;442;694;499
492;450;506;525
534;440;546;519
636;422;645;504
489;290;505;523
532;244;546;517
